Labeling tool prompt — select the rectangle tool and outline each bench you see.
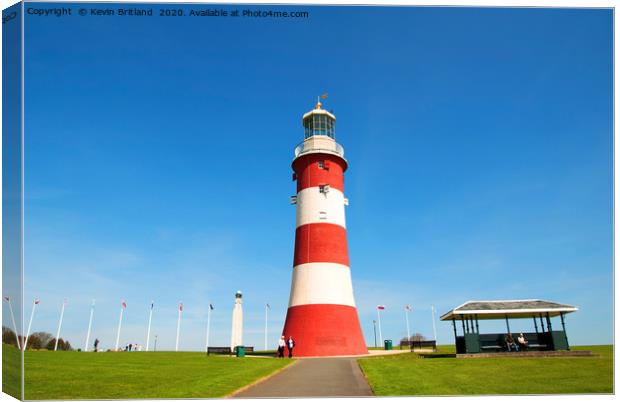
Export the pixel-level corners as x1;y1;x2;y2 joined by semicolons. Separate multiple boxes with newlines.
207;346;255;355
480;345;503;351
522;343;547;351
207;347;232;355
405;340;437;351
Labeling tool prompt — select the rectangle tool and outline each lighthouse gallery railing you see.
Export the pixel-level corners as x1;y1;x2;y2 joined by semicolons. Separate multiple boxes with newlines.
294;140;345;158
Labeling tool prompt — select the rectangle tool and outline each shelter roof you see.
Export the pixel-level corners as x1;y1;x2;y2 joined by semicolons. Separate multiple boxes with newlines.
440;299;578;320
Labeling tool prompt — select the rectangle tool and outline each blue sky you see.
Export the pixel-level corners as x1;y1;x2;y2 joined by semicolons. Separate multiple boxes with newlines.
13;4;613;351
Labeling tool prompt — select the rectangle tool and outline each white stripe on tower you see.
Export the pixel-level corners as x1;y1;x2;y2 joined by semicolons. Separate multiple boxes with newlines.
288;262;356;307
296;187;346;228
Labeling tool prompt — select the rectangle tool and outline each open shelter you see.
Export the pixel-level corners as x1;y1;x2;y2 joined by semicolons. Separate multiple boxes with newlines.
440;299;578;354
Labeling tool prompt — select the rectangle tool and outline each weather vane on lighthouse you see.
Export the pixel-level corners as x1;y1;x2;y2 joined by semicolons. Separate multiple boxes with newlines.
281;97;367;357
316;92;328;109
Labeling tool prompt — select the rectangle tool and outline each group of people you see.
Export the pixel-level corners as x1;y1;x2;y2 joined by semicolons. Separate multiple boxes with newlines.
123;343;142;352
277;335;295;358
505;332;528;352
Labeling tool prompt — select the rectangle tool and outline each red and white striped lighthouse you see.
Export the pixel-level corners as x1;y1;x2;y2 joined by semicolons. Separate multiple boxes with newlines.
281;99;367;357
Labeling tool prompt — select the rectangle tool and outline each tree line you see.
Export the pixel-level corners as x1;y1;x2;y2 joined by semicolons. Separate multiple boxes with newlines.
2;326;73;350
399;333;427;343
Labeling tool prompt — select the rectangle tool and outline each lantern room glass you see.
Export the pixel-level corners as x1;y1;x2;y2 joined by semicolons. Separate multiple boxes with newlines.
304;113;335;139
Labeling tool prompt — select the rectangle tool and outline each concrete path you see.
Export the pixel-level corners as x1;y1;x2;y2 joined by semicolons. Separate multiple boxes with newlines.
232;358;373;398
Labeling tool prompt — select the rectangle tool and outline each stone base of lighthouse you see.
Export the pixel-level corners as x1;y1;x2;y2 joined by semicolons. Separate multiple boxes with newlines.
281;304;367;357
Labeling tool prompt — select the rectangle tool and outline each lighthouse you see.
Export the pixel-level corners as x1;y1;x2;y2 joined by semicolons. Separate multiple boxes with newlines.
281;99;367;357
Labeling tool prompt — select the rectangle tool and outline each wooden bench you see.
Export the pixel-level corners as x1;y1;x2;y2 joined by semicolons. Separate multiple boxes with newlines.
207;346;255;355
522;343;547;351
406;340;437;351
207;347;232;355
480;345;503;351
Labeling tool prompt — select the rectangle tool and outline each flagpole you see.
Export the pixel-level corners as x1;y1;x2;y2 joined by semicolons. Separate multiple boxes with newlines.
431;304;437;342
24;299;39;351
405;307;410;343
5;298;21;349
84;299;95;351
115;302;125;351
145;301;154;352
264;304;269;351
377;307;383;346
175;302;182;352
205;303;212;353
54;299;67;351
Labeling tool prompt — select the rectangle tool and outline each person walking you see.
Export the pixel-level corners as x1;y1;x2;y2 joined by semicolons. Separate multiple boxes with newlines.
277;336;286;358
287;336;295;358
93;338;99;352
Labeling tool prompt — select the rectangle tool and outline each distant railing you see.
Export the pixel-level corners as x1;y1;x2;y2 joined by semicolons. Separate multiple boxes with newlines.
294;139;345;158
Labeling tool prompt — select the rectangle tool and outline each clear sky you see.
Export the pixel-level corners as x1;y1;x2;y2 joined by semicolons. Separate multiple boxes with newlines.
15;4;612;351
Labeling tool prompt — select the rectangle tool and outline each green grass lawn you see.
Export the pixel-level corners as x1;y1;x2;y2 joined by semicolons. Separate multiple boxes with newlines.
16;344;292;399
358;345;613;395
2;343;21;399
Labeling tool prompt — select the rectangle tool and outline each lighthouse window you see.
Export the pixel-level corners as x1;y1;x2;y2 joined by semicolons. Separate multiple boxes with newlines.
303;114;335;139
319;211;327;220
318;161;324;169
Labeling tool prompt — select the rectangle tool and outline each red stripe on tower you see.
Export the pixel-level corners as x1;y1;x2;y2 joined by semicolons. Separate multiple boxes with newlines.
283;304;367;356
293;223;349;266
282;98;367;357
293;153;347;193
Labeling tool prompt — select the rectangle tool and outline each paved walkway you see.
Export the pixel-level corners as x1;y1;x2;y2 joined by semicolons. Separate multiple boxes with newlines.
232;357;373;397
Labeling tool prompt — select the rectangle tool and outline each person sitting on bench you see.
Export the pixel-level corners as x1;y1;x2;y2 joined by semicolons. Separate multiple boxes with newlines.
505;333;519;352
517;333;528;351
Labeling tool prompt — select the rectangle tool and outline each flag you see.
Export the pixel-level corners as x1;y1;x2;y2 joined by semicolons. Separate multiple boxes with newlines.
377;305;385;310
121;300;127;309
150;301;154;310
34;298;40;305
179;302;183;312
320;93;328;99
406;305;412;311
3;296;9;302
209;303;214;310
266;303;270;309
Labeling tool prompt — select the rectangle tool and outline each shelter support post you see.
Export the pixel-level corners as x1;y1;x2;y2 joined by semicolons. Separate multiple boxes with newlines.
560;313;570;351
505;315;511;333
539;314;546;332
546;312;552;331
475;315;479;333
460;315;466;335
533;316;539;333
452;318;457;339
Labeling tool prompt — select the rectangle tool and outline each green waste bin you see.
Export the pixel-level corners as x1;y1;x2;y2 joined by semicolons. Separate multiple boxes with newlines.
236;346;246;357
384;340;393;350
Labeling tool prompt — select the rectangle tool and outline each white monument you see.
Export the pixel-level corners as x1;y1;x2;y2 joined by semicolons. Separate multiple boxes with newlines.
230;291;243;351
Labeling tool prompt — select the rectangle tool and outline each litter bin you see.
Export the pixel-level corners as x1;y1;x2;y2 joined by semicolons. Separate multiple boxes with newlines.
236;346;246;357
384;340;393;350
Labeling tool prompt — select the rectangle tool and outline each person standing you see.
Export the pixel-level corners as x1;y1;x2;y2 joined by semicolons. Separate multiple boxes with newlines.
93;338;99;352
277;336;286;358
287;336;295;358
